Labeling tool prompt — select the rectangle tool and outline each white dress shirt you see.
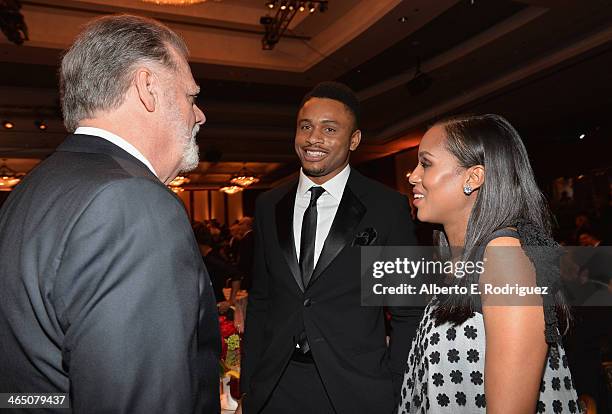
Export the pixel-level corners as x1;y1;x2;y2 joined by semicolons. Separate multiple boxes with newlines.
293;164;351;267
74;126;158;178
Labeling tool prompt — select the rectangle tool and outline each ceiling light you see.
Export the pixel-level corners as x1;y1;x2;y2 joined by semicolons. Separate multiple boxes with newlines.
230;165;260;187
140;0;205;5
169;175;190;187
220;185;244;195
230;176;260;187
35;120;47;131
2;121;14;129
261;1;329;49
0;161;24;189
168;175;190;193
579;133;585;139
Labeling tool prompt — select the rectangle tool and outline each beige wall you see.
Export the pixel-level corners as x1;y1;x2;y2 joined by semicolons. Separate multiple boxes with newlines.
226;192;244;224
174;190;244;224
210;191;225;222
192;191;210;222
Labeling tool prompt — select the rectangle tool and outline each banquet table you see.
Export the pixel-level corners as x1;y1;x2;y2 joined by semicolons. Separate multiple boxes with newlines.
220;289;248;411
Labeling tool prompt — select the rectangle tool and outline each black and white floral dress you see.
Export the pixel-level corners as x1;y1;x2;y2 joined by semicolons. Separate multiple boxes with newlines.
397;299;580;413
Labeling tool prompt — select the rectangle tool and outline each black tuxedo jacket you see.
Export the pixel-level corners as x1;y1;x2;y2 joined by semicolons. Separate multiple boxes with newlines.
241;169;420;414
0;134;220;413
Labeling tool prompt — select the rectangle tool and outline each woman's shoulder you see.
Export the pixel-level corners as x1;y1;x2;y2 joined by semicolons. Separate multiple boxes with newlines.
483;228;523;263
482;229;535;287
485;227;520;247
486;235;521;247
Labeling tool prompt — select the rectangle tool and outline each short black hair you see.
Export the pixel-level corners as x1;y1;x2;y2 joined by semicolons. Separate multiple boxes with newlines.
299;81;360;130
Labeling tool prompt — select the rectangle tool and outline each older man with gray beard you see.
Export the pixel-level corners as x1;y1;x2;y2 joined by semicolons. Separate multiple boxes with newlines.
0;15;220;413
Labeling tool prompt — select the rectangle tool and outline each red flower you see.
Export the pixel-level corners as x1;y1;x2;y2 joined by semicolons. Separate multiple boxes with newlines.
218;315;237;360
220;320;237;338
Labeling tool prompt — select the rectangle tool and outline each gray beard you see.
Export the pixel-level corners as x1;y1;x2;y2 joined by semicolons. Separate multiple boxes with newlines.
164;102;200;173
179;123;200;172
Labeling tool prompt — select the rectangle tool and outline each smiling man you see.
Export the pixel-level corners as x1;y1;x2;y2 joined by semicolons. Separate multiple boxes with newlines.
239;82;420;414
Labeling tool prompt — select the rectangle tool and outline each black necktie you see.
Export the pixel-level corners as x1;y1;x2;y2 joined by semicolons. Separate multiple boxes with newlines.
299;186;325;289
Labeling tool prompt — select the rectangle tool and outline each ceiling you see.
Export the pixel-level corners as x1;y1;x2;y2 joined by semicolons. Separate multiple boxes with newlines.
0;0;611;189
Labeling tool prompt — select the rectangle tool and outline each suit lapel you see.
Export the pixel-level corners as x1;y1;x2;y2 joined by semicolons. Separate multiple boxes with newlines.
307;184;366;289
275;183;304;292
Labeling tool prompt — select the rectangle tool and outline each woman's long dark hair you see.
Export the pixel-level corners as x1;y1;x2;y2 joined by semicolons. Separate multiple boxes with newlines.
431;114;569;329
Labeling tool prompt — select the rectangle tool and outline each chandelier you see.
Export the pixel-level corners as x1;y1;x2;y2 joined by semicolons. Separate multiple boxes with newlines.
230;165;260;188
169;175;190;187
140;0;207;5
168;175;190;193
0;161;24;190
219;185;243;195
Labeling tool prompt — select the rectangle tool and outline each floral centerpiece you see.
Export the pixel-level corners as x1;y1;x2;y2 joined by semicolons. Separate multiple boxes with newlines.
219;315;241;410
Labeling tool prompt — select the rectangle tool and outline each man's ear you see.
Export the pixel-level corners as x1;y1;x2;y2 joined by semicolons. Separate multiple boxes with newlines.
466;165;485;190
134;68;158;113
349;129;361;151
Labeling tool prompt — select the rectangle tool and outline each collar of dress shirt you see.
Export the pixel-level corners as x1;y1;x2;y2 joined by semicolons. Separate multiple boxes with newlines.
74;126;158;178
297;163;351;201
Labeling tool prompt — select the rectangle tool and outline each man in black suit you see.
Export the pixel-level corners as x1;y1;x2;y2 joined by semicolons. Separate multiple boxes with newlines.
0;15;219;413
239;82;419;414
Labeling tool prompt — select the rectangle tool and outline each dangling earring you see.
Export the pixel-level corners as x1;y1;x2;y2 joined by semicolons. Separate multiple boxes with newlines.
463;184;473;195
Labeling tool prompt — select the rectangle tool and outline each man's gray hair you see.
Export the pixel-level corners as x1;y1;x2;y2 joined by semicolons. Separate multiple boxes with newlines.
60;14;188;132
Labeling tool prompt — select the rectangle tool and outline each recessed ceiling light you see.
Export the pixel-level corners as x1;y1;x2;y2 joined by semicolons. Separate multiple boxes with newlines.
579;133;585;139
2;121;14;129
398;16;408;23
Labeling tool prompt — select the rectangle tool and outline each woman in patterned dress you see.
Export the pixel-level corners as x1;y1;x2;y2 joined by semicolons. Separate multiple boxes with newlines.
398;114;579;413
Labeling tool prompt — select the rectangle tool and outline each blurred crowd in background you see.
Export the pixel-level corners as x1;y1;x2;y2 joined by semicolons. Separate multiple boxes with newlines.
192;217;254;315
